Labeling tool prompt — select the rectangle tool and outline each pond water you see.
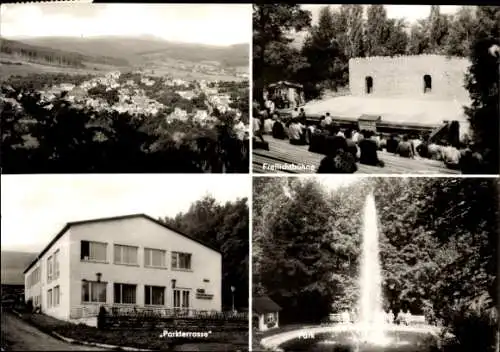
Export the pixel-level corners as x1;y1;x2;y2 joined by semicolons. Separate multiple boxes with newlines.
280;330;439;352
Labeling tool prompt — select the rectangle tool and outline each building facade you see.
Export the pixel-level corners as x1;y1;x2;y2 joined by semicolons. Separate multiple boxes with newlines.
349;55;471;102
24;214;222;322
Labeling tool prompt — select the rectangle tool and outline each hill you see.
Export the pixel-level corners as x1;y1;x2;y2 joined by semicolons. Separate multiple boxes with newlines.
18;36;249;68
1;251;37;285
0;38;129;67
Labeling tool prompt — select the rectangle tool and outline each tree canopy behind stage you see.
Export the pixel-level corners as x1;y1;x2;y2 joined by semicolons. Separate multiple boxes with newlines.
253;177;498;350
160;196;249;312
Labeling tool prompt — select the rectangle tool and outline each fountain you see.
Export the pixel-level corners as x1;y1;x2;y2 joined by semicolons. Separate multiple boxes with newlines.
261;194;442;352
356;193;389;346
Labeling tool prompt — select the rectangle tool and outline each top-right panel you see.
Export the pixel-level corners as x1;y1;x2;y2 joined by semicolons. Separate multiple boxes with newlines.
252;4;499;175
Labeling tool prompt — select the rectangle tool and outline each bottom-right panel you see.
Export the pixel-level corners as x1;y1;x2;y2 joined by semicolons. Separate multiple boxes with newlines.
252;176;498;352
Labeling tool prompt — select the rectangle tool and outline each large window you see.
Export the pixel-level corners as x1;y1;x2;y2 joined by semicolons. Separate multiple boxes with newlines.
114;244;138;265
171;252;192;270
81;241;107;262
47;289;53;308
144;248;166;268
114;283;136;304
173;289;190;309
53;250;60;280
145;285;165;305
47;256;53;283
53;286;60;306
82;281;107;303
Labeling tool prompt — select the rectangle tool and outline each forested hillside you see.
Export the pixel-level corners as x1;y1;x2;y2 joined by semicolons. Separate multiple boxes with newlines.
0;38;129;67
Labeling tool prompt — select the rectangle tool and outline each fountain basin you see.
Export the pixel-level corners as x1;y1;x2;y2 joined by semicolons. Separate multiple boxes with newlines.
260;325;442;352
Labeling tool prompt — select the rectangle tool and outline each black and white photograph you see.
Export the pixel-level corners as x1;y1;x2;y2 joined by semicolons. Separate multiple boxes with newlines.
253;176;498;351
252;4;500;175
0;174;249;351
0;3;250;173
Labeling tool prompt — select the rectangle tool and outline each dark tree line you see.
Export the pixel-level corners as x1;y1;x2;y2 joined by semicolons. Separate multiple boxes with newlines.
0;38;128;67
160;196;249;311
1;78;249;173
253;177;498;351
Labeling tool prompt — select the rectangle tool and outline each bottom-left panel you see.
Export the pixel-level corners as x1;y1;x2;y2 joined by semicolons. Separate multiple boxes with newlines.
1;174;250;351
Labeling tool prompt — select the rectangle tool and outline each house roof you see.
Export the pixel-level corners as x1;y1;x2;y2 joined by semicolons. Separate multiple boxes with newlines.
253;296;282;314
23;213;221;274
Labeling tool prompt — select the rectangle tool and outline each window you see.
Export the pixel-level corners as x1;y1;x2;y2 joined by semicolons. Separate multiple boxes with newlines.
144;248;166;268
171;252;192;270
82;281;107;303
53;250;60;280
145;285;165;305
114;245;138;265
53;286;60;306
424;74;432;93
114;283;136;304
365;76;373;94
173;289;190;309
81;241;107;262
47;256;53;283
47;289;53;308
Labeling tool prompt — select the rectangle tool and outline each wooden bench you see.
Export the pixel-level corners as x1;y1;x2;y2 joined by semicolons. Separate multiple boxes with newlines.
252;137;460;174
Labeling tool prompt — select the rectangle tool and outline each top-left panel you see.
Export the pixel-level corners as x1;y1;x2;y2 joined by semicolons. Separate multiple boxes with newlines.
0;3;251;174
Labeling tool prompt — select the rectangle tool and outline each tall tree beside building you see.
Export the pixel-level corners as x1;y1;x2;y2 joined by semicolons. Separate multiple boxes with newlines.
341;5;365;58
301;6;346;93
408;19;431;55
383;18;410;56
365;5;388;56
252;4;311;101
464;6;500;174
445;6;478;57
428;5;451;54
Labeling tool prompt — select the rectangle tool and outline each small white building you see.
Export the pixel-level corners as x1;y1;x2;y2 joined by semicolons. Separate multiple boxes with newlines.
24;214;222;323
253;296;281;331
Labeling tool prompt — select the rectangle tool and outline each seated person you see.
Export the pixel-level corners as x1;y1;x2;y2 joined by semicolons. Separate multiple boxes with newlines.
263;116;274;134
386;134;399;153
317;136;357;173
359;130;385;167
288;118;306;145
416;135;430;158
352;129;363;144
299;108;306;119
272;117;287;140
324;112;333;126
442;142;461;170
428;142;442;160
396;135;414;158
344;129;359;160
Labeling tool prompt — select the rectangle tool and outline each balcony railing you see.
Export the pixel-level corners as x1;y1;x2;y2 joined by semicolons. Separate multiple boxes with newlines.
70;305;248;321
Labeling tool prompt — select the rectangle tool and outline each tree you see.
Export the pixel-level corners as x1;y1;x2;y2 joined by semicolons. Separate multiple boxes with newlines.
253;4;311;101
463;6;500;174
341;5;365;59
408;19;431;55
161;196;249;310
365;5;388;56
445;6;478;57
383;19;409;56
428;5;451;54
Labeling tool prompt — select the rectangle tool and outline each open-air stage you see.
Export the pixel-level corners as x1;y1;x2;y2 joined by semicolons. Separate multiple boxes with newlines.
253;137;460;174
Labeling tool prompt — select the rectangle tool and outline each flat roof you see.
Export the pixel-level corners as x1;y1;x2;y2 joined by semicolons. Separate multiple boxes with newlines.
23;213;221;274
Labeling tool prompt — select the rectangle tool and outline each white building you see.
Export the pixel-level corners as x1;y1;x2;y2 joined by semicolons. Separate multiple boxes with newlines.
24;214;222;323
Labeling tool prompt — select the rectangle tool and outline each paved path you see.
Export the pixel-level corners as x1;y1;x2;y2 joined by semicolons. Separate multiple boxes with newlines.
1;312;106;351
253;137;460;174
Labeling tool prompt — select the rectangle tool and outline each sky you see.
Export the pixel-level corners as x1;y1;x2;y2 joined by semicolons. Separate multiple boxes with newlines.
1;175;249;252
302;4;462;25
0;3;251;46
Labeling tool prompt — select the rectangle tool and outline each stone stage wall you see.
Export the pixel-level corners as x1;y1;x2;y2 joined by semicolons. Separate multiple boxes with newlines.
349;55;471;102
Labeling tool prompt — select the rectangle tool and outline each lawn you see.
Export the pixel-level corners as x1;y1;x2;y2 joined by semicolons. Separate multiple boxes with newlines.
18;312;248;351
